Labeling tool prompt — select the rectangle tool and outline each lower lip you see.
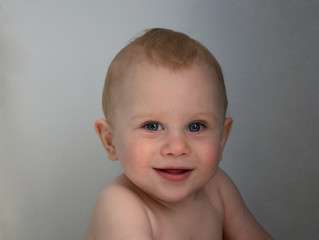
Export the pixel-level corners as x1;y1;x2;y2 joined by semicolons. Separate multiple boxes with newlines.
155;169;193;182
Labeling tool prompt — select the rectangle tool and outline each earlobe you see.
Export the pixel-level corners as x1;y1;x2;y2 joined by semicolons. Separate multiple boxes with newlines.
95;119;118;161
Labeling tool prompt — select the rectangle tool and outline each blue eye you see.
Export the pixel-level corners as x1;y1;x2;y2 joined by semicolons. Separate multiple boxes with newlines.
187;122;204;132
145;122;163;131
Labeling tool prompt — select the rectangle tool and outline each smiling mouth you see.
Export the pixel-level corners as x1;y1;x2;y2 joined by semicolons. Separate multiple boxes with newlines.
154;168;193;182
157;169;190;174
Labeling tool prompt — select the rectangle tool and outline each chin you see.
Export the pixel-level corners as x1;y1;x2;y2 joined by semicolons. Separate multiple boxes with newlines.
147;187;201;205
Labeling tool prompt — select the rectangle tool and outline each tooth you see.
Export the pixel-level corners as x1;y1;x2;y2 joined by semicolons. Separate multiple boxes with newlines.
164;169;186;174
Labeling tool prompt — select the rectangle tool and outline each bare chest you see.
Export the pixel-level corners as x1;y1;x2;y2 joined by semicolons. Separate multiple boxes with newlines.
150;203;223;240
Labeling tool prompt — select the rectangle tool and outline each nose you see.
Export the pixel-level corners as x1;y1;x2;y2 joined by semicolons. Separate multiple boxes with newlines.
161;131;190;157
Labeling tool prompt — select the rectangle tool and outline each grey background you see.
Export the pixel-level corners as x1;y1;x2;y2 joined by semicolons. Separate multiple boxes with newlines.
1;0;318;239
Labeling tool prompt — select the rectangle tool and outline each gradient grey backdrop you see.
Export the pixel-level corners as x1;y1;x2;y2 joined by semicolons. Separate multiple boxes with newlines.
1;0;318;239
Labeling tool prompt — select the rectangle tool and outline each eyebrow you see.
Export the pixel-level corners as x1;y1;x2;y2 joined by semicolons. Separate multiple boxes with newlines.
194;112;219;122
131;112;219;122
131;113;160;120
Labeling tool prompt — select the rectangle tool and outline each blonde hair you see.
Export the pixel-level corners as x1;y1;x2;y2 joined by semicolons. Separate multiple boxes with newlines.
102;28;228;119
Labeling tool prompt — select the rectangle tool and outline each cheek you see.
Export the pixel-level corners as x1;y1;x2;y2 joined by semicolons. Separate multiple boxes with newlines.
196;142;221;182
197;139;222;164
117;137;154;168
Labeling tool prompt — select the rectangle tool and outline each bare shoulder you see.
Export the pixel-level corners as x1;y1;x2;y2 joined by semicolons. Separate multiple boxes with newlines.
204;167;235;201
207;168;273;240
85;174;153;240
205;167;229;189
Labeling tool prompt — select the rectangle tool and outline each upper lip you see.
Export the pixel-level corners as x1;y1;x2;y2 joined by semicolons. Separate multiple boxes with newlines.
154;167;193;170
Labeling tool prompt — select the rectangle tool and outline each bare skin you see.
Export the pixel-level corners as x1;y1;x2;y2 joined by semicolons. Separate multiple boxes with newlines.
85;168;272;240
85;64;273;240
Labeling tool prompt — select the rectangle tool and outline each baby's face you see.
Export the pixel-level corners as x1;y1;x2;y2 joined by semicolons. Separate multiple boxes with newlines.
109;63;231;203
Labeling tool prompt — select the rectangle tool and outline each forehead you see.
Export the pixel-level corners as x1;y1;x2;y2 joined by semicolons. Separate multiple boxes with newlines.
121;61;219;90
111;62;223;116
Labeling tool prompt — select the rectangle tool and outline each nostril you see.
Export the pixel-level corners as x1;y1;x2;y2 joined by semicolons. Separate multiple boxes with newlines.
161;136;190;157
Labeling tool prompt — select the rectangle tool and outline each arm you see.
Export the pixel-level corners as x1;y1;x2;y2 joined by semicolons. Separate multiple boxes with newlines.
85;183;153;240
217;169;273;240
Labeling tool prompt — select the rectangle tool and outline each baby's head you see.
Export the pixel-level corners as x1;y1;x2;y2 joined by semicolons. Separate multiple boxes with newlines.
102;28;228;125
96;29;233;200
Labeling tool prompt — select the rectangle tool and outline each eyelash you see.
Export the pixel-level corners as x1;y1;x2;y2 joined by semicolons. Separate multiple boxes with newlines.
187;121;207;132
142;121;207;132
143;122;164;131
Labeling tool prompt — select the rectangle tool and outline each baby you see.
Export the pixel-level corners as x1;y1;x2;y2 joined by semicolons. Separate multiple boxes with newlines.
85;28;273;240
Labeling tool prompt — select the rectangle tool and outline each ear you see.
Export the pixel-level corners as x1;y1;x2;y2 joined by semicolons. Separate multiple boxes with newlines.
219;117;233;161
95;119;118;161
